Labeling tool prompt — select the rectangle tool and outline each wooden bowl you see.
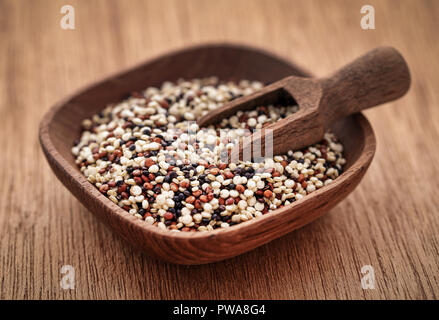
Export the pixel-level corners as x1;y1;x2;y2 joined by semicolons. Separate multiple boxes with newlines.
39;44;376;265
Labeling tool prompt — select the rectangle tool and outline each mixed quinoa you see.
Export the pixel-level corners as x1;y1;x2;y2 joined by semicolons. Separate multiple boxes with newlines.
72;78;345;232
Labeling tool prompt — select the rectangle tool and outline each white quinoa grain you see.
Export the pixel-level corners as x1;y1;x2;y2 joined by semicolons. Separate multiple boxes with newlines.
181;215;193;225
130;185;142;196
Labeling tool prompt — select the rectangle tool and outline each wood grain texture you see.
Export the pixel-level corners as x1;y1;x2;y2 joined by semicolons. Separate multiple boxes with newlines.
1;0;438;299
200;46;410;158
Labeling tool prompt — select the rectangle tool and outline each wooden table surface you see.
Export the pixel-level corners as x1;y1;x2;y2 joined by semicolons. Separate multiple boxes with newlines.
1;0;438;300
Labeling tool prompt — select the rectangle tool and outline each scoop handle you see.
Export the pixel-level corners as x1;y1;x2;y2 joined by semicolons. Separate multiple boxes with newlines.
319;47;410;126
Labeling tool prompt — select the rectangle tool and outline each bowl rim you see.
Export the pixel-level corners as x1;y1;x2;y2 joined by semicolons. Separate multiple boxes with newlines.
39;42;376;240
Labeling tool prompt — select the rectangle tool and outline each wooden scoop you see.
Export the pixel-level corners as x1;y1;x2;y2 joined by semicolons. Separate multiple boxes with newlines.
198;47;410;161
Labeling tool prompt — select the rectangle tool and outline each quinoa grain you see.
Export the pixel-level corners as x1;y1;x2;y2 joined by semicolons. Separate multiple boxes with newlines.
73;78;345;231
